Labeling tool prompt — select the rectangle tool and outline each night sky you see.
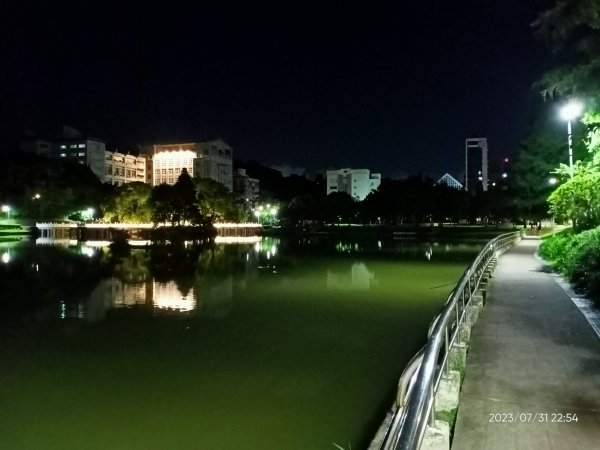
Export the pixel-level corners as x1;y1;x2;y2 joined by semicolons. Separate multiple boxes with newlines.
2;1;560;178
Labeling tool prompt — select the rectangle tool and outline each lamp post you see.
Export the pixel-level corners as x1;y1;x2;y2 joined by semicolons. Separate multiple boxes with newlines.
1;205;10;221
33;194;41;220
560;100;583;178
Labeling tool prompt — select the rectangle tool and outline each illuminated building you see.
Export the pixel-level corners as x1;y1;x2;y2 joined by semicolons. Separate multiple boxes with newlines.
436;173;463;190
326;168;381;201
150;144;197;186
145;139;233;190
104;151;147;186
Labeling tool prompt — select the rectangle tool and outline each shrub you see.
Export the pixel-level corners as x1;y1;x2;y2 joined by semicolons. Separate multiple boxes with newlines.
540;227;600;306
570;232;600;302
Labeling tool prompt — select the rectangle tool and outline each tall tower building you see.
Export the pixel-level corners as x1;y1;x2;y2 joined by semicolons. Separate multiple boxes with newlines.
464;138;488;192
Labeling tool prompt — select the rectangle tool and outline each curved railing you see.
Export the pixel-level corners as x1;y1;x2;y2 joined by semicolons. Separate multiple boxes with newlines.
379;230;523;450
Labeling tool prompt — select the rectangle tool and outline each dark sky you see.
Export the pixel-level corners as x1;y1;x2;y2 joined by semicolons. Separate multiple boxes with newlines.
1;1;559;178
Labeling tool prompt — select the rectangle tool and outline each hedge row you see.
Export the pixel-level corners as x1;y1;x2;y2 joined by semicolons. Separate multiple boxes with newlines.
539;227;600;306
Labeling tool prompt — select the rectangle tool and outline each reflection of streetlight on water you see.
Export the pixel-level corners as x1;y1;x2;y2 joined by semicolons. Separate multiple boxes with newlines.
560;100;583;178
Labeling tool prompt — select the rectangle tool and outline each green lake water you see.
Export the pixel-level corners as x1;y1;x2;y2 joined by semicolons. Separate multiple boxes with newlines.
0;237;484;450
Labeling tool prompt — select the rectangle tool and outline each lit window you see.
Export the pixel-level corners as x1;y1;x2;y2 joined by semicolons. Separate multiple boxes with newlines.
60;145;66;149
59;153;66;157
78;152;85;156
78;144;85;148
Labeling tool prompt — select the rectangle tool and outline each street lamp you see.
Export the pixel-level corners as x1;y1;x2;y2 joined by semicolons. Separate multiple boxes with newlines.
85;207;95;221
1;205;10;220
560;100;583;178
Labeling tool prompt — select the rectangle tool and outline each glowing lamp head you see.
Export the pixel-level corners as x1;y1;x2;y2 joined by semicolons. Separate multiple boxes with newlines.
560;100;583;121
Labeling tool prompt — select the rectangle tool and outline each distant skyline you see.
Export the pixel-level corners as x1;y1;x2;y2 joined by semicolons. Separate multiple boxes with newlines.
2;1;563;178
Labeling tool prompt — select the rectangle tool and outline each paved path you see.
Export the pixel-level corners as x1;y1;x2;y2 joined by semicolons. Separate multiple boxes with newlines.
452;237;600;450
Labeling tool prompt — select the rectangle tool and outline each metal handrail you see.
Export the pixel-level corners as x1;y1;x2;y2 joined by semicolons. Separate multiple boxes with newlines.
379;230;523;450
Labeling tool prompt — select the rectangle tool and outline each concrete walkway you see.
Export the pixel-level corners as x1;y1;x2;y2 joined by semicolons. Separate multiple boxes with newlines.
452;237;600;450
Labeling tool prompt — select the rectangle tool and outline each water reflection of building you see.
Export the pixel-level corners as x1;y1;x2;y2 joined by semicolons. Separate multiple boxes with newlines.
327;262;375;291
76;276;238;320
153;282;196;313
45;238;274;322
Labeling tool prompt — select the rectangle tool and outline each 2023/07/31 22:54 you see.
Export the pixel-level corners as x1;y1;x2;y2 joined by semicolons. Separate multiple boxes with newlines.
488;412;579;423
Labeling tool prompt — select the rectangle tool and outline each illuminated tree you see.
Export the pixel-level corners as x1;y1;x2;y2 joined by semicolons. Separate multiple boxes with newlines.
102;182;152;223
194;178;240;222
548;112;600;231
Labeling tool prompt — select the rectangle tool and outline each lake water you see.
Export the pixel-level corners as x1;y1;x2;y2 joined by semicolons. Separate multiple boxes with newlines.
0;236;484;450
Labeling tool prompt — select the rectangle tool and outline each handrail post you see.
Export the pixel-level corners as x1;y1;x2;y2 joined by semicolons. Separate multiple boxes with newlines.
455;301;460;344
429;385;435;427
444;327;449;376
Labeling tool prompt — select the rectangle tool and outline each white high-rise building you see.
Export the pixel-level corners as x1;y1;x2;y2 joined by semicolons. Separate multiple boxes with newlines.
326;168;381;201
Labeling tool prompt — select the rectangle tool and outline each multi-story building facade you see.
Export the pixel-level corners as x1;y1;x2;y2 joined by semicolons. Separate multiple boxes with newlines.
104;151;147;186
146;143;197;186
194;140;233;191
326;168;381;201
233;168;259;211
56;136;106;182
145;140;233;190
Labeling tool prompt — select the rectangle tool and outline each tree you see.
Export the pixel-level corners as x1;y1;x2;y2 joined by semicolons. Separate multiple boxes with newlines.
150;184;176;225
173;169;201;225
548;111;600;231
534;0;600;98
361;180;402;224
0;152;104;220
102;182;152;223
280;193;318;226
548;168;600;231
194;178;241;222
512;134;564;222
317;192;356;224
